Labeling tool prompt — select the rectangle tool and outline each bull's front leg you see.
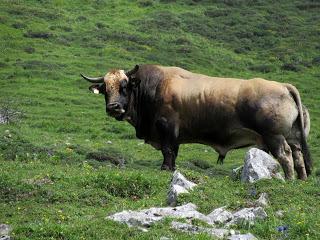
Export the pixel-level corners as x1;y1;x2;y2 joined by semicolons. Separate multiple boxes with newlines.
156;117;179;171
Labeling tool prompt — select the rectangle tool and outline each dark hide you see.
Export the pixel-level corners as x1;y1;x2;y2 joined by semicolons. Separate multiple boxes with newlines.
127;65;164;140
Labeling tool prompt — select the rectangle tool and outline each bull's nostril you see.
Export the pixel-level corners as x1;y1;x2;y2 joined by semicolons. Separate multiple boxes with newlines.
107;102;121;111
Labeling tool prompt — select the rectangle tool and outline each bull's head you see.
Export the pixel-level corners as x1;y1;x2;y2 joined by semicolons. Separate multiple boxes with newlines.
81;65;139;121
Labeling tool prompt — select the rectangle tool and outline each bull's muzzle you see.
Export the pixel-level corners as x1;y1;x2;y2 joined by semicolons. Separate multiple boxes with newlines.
106;102;125;120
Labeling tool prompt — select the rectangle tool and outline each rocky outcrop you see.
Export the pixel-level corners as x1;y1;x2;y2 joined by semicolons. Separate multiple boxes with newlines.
107;203;209;229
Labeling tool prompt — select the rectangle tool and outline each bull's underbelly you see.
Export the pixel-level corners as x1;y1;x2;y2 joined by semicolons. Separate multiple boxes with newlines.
178;127;262;154
144;124;263;154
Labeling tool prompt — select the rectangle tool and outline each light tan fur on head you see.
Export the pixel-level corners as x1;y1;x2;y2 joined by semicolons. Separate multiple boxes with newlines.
104;69;128;102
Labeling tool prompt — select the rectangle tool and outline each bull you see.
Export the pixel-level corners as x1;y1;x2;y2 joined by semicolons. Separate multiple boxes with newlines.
81;64;312;180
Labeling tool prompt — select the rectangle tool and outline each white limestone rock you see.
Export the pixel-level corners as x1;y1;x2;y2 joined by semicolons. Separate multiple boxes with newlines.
0;224;11;236
207;206;233;225
255;193;269;207
227;207;267;226
167;184;189;207
171;221;231;239
228;233;257;240
171;171;197;190
241;148;284;183
167;171;197;206
107;203;210;228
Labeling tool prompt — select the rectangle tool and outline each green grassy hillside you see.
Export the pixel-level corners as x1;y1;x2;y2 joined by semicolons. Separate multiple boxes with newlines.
0;0;319;239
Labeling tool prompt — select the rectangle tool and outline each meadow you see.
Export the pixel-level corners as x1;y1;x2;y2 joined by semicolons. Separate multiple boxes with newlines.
0;0;320;239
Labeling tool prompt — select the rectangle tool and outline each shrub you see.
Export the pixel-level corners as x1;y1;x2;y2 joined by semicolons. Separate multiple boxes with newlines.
24;47;35;54
281;63;301;72
12;22;26;29
204;8;229;18
249;64;275;73
24;31;53;39
90;172;155;198
0;100;23;124
138;0;153;7
312;56;320;65
86;150;125;166
133;11;180;32
0;130;52;161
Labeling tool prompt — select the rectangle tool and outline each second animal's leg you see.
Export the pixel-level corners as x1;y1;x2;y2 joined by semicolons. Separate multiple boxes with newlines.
156;117;179;171
290;143;307;180
264;135;295;180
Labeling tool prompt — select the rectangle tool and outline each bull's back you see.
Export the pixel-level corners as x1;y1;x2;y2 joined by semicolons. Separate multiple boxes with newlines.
161;70;298;140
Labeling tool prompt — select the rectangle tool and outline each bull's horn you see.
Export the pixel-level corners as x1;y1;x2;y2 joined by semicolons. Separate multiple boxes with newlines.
80;74;104;83
125;65;139;77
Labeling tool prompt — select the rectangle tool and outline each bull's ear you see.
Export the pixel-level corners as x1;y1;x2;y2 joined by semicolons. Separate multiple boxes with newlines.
89;84;105;94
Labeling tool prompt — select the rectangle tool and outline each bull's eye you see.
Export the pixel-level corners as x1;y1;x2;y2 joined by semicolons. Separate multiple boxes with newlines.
119;79;128;95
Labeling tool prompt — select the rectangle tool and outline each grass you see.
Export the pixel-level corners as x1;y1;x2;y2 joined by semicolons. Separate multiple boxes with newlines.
0;0;319;239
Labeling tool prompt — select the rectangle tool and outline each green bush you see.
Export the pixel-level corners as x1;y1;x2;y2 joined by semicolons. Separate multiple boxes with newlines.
89;172;157;198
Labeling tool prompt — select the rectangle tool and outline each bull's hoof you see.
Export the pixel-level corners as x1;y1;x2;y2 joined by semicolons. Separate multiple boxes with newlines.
161;165;175;171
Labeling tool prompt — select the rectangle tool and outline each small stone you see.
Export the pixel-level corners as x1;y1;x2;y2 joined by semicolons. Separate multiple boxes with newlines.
275;210;285;218
256;193;268;207
0;224;11;236
207;206;233;224
160;237;171;240
228;233;257;240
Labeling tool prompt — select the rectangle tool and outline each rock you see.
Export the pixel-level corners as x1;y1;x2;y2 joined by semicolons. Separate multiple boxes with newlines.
228;233;257;240
159;237;171;240
241;148;284;183
0;224;11;236
107;203;210;228
231;166;243;180
167;171;197;206
227;207;267;226
0;236;11;240
171;221;231;239
171;171;197;190
207;206;233;224
167;184;189;207
275;210;285;218
255;193;268;207
0;114;5;124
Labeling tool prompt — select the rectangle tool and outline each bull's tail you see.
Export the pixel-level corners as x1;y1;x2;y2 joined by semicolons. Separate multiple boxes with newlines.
286;84;312;176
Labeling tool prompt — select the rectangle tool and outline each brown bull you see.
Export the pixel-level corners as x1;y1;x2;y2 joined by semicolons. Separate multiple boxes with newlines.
81;64;312;180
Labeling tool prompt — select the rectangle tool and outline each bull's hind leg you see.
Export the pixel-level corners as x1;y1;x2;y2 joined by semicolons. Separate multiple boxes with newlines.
289;143;307;180
264;135;295;180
